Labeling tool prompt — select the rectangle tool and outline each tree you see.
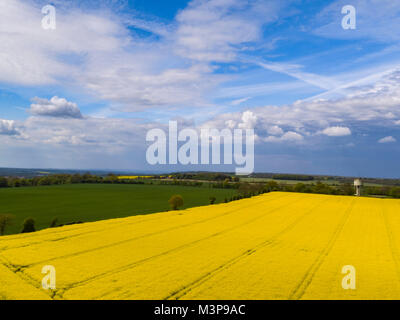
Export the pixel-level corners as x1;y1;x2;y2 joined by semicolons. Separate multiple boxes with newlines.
209;196;216;204
0;177;9;188
341;183;355;196
0;214;15;236
265;180;279;192
313;181;333;194
294;183;307;193
238;182;251;196
168;195;184;210
21;218;36;233
50;217;58;228
390;187;400;198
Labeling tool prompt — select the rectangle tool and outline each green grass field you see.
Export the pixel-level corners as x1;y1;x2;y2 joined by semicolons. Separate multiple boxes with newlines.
0;184;237;235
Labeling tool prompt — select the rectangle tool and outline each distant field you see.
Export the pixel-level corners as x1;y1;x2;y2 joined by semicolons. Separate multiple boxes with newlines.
2;192;400;299
240;177;340;185
240;177;384;187
0;184;236;235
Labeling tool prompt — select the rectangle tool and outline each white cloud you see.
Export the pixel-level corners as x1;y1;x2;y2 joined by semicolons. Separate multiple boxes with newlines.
15;116;150;152
238;110;257;129
0;0;287;111
265;131;304;143
0;115;154;169
202;69;400;144
174;0;284;62
267;125;284;136
0;0;128;86
225;119;236;129
378;136;396;143
30;96;83;119
281;131;304;141
231;97;251;106
321;126;352;137
0;119;19;135
85;63;221;110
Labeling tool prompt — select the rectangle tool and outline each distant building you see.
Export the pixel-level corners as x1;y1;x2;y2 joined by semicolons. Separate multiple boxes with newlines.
354;178;362;196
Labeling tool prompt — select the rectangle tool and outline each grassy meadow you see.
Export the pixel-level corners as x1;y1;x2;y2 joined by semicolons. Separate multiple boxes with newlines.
0;184;237;235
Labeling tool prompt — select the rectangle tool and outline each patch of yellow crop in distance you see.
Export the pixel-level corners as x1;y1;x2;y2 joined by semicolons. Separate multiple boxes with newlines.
117;176;153;179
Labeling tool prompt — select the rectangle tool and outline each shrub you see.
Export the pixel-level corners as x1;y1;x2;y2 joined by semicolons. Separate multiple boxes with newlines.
265;180;279;192
341;183;355;196
0;177;8;188
50;217;58;228
168;195;184;210
390;187;400;198
21;218;36;233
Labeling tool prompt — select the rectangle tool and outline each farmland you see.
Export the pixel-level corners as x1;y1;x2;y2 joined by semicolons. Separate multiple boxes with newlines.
240;177;384;187
1;192;400;300
0;184;236;235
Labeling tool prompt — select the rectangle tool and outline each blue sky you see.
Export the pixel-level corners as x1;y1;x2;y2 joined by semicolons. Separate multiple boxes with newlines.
1;0;400;178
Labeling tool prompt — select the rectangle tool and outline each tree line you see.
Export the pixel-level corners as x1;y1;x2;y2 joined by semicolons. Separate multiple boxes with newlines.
0;173;143;188
1;173;400;198
234;181;400;198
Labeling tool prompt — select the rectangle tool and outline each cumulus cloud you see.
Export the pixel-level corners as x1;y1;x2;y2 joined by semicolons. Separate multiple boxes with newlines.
201;69;400;144
225;119;236;129
265;131;304;143
267;125;284;136
16;116;150;151
29;97;83;119
238;110;257;129
0;115;155;170
0;119;19;135
378;136;396;143
321;126;352;137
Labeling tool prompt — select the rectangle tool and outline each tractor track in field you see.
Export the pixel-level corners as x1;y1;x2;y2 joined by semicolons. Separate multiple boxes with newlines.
0;255;56;300
0;194;290;300
288;199;355;300
164;197;333;300
1;196;279;251
21;194;290;269
0;214;179;251
1;196;268;250
56;195;306;299
2;195;287;301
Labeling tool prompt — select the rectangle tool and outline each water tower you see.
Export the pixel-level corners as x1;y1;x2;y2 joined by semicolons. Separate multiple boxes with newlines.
354;178;362;196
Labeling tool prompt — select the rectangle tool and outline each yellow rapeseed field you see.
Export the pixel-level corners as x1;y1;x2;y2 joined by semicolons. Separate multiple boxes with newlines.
1;192;400;300
117;176;153;179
